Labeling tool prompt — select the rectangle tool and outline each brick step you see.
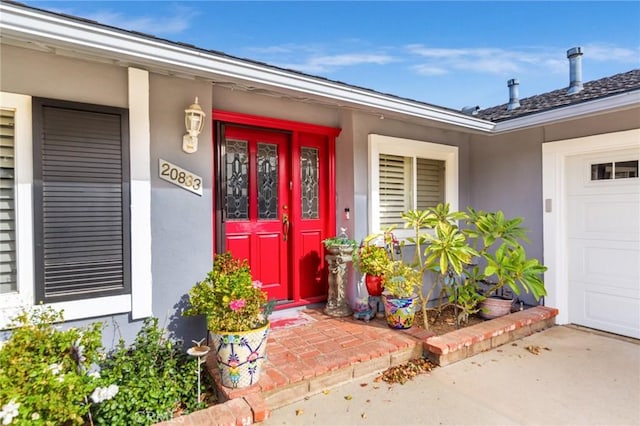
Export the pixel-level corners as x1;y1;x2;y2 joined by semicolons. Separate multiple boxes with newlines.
158;305;558;425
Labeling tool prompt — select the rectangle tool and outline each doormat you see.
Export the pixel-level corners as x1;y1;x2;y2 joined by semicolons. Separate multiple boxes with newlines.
270;310;316;330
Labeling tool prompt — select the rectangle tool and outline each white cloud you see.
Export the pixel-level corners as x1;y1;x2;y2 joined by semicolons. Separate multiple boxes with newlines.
582;43;640;63
67;6;198;36
411;65;448;76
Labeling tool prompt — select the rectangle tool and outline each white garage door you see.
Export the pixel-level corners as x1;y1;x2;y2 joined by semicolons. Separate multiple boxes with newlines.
566;149;640;338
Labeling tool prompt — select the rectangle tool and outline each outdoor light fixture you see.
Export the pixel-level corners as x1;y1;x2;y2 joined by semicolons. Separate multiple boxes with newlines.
182;97;206;154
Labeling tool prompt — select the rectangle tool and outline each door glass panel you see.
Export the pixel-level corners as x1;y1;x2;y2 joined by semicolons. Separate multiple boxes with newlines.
301;147;319;219
225;139;249;220
257;142;278;219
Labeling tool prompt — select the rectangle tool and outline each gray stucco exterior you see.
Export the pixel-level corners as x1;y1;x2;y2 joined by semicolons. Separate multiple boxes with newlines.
1;1;638;346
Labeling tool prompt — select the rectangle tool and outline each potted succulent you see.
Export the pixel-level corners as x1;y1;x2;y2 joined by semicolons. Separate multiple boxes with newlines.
381;260;421;329
184;252;274;389
322;228;358;256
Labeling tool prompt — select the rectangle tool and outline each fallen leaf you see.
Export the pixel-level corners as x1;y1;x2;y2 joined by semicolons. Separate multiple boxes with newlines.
361;413;367;419
344;395;353;400
322;390;330;395
544;347;551;351
526;345;541;355
496;349;503;352
372;385;380;389
360;383;368;387
296;409;304;416
512;343;518;346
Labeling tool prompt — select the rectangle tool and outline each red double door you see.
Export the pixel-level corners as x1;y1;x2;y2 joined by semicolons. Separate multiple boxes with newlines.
217;119;337;306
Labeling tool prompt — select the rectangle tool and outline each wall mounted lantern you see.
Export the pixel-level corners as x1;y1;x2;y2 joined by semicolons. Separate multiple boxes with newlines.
182;97;206;154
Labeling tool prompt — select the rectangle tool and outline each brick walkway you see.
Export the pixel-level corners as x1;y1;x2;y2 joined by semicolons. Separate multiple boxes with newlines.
157;306;558;425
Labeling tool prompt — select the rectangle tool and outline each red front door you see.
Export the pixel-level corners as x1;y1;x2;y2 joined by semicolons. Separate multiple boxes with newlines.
215;112;339;307
223;126;290;301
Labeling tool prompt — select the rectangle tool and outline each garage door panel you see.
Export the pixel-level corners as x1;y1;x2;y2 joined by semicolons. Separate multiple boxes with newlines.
570;289;640;338
568;196;640;239
566;147;640;338
568;240;640;287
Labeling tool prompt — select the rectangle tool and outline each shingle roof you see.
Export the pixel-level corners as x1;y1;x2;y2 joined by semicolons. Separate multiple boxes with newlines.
476;69;640;122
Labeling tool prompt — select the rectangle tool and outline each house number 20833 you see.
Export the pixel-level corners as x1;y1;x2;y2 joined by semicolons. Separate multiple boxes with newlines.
158;159;203;196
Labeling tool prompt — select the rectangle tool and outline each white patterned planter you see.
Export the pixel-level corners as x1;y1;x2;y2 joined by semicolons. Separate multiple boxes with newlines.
209;322;270;388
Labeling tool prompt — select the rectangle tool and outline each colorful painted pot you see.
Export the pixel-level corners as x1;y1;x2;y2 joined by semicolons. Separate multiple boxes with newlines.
382;293;417;329
209;321;270;388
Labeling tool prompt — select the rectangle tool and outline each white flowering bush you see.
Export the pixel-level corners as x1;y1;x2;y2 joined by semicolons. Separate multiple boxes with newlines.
0;310;207;425
0;307;106;424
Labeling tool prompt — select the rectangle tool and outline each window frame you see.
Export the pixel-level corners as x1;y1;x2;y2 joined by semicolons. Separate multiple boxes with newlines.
368;134;458;241
1;69;152;328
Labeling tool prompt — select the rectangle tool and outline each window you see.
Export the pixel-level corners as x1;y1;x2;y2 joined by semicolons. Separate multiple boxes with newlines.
378;154;445;228
368;134;458;240
32;98;130;304
1;77;151;329
591;160;639;180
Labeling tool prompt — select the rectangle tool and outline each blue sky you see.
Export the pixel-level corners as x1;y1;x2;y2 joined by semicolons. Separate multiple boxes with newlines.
23;1;640;110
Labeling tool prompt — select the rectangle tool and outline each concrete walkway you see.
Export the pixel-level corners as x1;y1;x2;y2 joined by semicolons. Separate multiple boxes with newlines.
263;326;640;426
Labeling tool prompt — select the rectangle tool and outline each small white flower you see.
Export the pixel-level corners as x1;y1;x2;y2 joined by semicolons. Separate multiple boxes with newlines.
90;384;119;404
88;371;100;379
0;399;20;425
48;363;62;375
31;413;40;420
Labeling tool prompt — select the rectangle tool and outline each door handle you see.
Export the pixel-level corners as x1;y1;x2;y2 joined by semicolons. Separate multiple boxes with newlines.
282;214;290;241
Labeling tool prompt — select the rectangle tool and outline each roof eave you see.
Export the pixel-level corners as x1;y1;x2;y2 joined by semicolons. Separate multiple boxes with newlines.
0;2;495;132
492;90;640;133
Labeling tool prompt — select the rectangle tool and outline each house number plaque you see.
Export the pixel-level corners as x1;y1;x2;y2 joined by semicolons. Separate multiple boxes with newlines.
159;158;203;196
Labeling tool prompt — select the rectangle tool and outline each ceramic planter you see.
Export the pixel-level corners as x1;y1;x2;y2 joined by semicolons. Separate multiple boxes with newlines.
209;321;270;388
382;292;417;329
365;274;384;296
479;296;513;319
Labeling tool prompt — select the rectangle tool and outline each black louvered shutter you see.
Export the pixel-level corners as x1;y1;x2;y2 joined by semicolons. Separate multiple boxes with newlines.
33;99;130;303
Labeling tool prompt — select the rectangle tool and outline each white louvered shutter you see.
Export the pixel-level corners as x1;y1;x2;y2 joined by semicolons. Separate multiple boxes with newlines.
0;109;17;294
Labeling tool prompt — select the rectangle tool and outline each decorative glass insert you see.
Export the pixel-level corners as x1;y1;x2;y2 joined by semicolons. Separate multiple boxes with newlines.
257;142;278;219
225;139;249;220
591;160;638;181
0;108;16;293
301;147;319;219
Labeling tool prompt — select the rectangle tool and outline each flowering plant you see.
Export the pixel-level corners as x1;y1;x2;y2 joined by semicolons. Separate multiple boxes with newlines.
184;252;273;332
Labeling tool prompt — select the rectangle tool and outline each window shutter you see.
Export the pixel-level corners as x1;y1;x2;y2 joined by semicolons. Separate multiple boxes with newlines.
379;154;410;227
34;100;130;302
0;109;16;294
416;158;445;210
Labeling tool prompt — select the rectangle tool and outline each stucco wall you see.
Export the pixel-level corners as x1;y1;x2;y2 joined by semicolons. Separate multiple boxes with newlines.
468;109;640;305
149;74;214;345
0;45;127;107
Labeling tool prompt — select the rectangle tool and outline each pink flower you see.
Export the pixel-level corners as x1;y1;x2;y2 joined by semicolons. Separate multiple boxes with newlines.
229;299;246;311
252;280;263;289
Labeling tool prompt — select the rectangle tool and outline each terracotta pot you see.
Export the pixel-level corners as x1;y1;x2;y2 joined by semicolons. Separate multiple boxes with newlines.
209;321;270;388
479;296;513;319
365;274;384;296
381;292;417;329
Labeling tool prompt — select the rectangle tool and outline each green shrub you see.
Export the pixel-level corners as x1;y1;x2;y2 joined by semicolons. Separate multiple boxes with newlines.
91;317;208;425
0;307;105;425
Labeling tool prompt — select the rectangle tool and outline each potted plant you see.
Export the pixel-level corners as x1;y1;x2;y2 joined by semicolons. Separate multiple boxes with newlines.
464;209;547;319
184;252;274;389
356;243;391;296
381;260;421;329
322;230;358;256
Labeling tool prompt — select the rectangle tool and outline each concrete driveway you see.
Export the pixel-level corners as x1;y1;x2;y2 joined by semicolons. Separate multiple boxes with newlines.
263;325;640;426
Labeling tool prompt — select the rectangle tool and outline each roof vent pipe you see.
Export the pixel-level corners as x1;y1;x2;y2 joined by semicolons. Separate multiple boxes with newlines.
507;79;520;110
461;105;480;116
567;47;584;95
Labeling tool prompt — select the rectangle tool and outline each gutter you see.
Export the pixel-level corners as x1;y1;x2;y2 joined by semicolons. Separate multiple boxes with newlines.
493;89;640;133
0;2;495;132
